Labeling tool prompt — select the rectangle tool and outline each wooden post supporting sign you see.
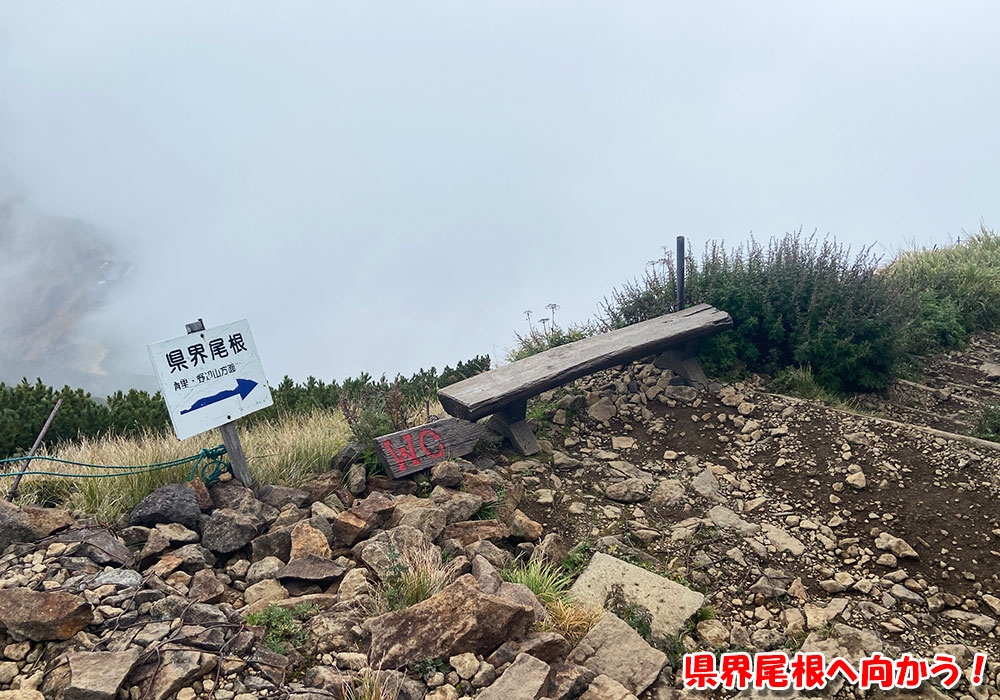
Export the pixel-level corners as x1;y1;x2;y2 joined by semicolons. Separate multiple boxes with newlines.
184;319;253;488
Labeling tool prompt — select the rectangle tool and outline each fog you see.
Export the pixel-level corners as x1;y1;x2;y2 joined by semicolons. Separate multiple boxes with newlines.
1;1;998;395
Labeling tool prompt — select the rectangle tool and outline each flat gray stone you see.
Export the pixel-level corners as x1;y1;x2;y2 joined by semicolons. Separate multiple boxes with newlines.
567;612;666;696
476;652;552;700
569;552;704;637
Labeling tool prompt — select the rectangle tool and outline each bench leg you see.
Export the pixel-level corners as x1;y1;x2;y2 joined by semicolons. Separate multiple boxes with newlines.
487;399;540;456
654;341;709;388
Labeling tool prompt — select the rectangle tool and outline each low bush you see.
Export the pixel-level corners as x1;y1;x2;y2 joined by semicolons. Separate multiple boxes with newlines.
245;602;315;655
508;227;1000;396
974;403;1000;443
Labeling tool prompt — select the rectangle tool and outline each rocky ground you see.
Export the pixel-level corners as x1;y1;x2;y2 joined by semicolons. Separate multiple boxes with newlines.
0;339;998;700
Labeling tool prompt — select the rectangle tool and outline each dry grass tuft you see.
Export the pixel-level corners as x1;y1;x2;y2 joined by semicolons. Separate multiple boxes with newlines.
370;544;460;616
539;598;605;644
14;408;350;522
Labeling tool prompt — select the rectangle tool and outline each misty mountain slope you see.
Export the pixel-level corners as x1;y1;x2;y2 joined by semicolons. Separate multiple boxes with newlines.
0;200;138;394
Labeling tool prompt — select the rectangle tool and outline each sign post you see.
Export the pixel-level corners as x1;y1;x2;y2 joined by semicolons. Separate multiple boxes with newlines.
148;318;273;488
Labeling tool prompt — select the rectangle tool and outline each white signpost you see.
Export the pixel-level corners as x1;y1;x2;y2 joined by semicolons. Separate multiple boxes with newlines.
148;318;273;487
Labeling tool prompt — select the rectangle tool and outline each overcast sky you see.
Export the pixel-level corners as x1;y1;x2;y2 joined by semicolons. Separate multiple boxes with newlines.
1;1;998;392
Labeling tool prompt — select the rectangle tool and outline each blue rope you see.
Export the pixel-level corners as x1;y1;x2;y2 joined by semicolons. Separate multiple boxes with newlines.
0;445;231;484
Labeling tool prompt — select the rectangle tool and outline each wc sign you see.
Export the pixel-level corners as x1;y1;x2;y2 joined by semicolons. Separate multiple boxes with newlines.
373;418;484;478
148;319;273;440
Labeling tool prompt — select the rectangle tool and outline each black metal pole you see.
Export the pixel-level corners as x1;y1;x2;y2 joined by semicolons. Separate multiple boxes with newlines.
676;235;686;310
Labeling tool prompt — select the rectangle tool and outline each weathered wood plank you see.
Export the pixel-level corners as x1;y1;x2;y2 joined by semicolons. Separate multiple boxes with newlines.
374;417;483;479
439;304;732;421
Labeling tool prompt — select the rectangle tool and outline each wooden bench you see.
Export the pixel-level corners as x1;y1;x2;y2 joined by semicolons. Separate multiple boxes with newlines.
438;303;733;455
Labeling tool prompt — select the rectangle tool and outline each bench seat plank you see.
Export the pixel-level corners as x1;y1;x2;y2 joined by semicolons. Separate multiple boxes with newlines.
438;303;732;421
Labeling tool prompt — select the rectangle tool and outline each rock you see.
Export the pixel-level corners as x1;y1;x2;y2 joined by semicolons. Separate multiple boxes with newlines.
332;441;364;470
477;653;552;700
55;528;133;566
874;532;919;558
0;692;45;699
200;509;261;554
567;612;666;696
800;623;882;694
587;397;617;422
397;506;447;540
188;569;225;603
440;520;509;547
696;619;729;647
64;649;140;700
430;461;464;487
982;362;1000;379
0;588;92;640
579;674;638;700
532;533;567;567
430;487;484;524
367;574;534;669
649;479;685;506
290;521;332;559
707;506;759;534
346;463;367;496
247;557;285;584
354;526;437;580
611;436;635;450
941;610;997;632
605;479;649;503
845;471;867;489
251;528;292;562
259;485;310;509
276;555;347;582
508;509;543;541
449;652;480;679
487;631;571;666
0;501;73;551
662;385;698;403
129;484;202;530
548;663;597;700
331;493;395;545
569;553;703;637
92;568;143;589
130;649;216;700
301;470;344;504
762;524;805;556
690;469;723;502
245;579;289;608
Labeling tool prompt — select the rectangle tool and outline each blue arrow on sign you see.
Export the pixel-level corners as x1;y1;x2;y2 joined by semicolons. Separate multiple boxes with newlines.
180;378;258;415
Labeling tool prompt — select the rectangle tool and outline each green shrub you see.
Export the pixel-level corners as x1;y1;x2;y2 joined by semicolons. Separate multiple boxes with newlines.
245;603;314;655
975;403;1000;443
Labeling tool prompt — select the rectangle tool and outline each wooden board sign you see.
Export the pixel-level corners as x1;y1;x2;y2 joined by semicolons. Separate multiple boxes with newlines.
374;417;483;478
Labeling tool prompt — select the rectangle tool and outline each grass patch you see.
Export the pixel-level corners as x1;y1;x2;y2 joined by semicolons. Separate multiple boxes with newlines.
245;602;315;655
502;559;573;605
560;540;595;578
371;545;459;615
538;598;604;644
472;484;505;520
342;670;402;700
14;408;350;522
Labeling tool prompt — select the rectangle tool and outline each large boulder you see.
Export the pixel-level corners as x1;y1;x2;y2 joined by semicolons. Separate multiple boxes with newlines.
567;612;666;696
0;501;73;552
129;484;202;530
570;552;703;637
200;508;262;554
367;574;535;669
0;588;93;641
